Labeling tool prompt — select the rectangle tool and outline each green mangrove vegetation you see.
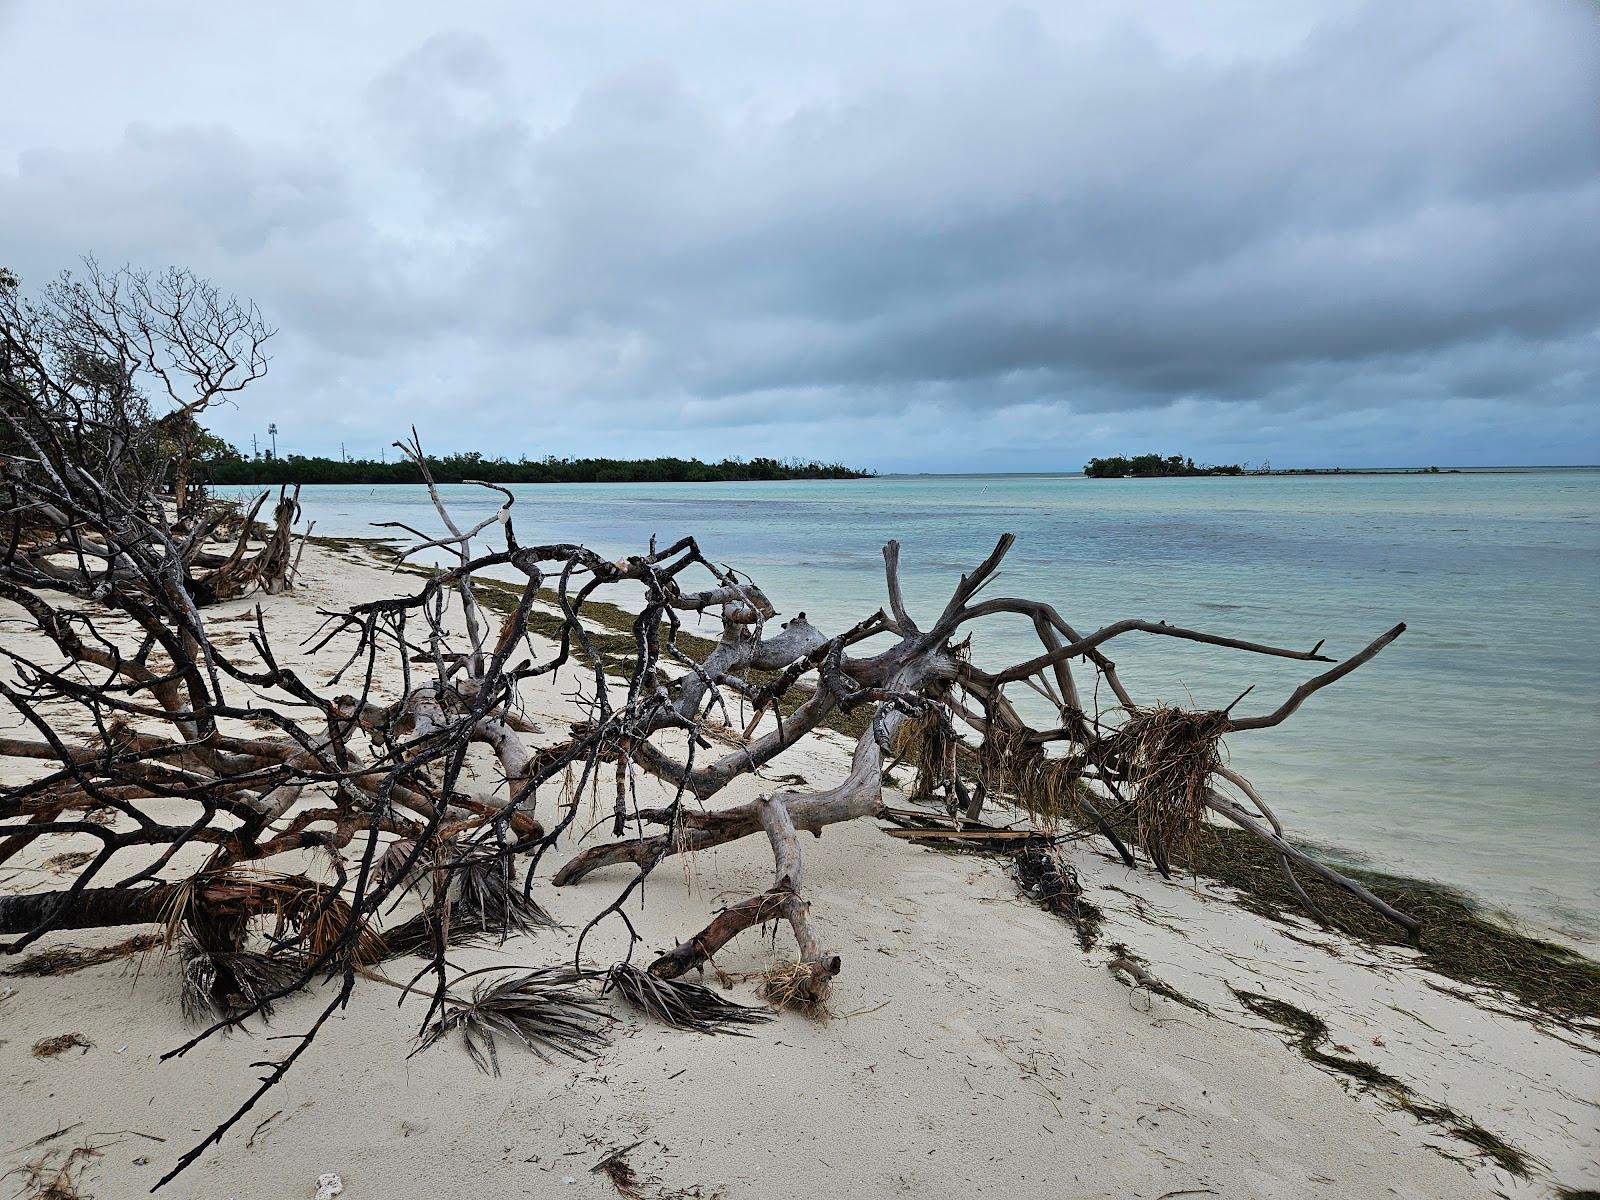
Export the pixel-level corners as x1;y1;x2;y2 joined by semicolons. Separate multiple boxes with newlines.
1083;453;1244;478
202;441;871;486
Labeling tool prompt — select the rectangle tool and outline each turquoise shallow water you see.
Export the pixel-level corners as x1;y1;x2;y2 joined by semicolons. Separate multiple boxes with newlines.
244;470;1600;946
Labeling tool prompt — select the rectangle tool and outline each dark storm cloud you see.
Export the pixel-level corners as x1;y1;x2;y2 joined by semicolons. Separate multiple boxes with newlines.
1;0;1595;467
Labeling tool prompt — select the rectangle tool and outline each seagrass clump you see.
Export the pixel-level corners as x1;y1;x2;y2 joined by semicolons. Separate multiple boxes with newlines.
3;932;162;978
413;967;610;1075
891;710;953;801
978;727;1088;831
1107;705;1229;870
604;961;772;1034
1012;844;1103;951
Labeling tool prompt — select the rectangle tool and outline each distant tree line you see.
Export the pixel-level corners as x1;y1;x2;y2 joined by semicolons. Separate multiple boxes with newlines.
200;441;872;485
1083;454;1244;479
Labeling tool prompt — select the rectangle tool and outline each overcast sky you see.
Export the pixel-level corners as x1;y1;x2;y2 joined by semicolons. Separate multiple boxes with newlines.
2;1;1596;470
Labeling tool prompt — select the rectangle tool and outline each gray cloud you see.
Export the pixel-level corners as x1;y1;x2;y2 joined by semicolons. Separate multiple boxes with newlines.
1;0;1596;468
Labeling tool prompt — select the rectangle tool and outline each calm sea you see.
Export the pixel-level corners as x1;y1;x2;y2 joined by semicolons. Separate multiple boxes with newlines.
241;470;1600;947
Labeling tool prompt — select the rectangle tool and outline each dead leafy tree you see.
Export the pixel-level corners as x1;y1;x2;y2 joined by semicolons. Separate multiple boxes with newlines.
0;260;300;604
0;408;1414;1186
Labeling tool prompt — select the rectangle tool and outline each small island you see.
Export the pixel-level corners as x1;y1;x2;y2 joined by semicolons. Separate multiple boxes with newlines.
1084;453;1243;478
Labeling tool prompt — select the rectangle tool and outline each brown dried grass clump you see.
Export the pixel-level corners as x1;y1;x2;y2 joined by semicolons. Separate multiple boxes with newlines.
890;711;953;801
1107;705;1228;870
758;960;833;1014
890;712;1094;832
978;727;1088;831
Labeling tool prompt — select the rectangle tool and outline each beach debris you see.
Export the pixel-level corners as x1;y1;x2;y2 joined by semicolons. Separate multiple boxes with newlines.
4;933;163;978
591;1141;647;1198
42;851;96;875
32;1032;92;1058
879;805;1050;849
1013;844;1103;951
3;1138;106;1199
411;967;609;1074
245;1111;283;1150
314;1172;344;1199
604;962;771;1035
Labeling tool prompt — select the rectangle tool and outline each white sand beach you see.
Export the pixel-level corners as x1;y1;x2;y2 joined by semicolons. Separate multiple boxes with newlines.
3;540;1596;1200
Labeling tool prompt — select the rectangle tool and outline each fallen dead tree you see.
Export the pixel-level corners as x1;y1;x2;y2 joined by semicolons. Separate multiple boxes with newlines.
1;331;1416;1184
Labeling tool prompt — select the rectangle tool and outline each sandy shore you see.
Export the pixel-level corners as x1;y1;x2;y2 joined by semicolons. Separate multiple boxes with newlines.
2;540;1595;1199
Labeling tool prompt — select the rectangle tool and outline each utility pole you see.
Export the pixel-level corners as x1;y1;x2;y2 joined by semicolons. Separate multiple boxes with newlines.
267;423;278;459
340;442;347;463
251;433;259;459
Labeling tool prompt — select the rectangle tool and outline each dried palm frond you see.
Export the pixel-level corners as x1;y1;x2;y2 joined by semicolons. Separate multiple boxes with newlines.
412;967;610;1075
267;879;386;965
1106;705;1228;870
157;871;206;950
376;840;556;961
178;939;305;1023
604;961;771;1035
375;910;476;960
160;866;367;962
375;836;422;893
378;873;556;962
449;849;560;934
